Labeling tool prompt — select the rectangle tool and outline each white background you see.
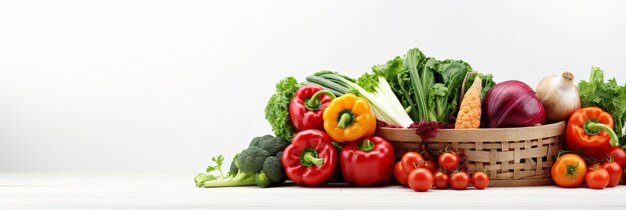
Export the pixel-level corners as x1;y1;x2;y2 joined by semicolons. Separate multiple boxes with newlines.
1;0;625;173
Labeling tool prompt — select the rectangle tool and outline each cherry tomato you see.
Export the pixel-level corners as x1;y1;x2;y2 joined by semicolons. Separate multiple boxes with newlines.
422;160;437;174
394;162;409;186
408;168;434;192
586;166;610;190
433;171;449;189
471;172;490;190
401;152;424;173
601;161;622;187
438;152;459;171
450;171;470;190
605;146;626;169
551;154;587;188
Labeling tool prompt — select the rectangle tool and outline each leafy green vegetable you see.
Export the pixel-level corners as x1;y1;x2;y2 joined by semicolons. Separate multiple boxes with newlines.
427;83;448;122
375;48;493;124
372;56;417;119
433;60;472;121
206;155;225;178
405;48;431;121
264;77;299;142
466;72;496;100
195;134;288;188
578;67;626;146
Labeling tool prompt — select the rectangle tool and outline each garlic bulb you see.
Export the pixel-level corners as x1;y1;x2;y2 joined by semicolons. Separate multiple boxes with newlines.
535;72;581;122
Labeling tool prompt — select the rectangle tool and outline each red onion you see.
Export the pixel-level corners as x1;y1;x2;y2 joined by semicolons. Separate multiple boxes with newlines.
483;80;546;128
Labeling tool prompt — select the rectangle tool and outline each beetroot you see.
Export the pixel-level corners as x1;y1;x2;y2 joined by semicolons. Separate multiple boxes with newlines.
483;80;546;128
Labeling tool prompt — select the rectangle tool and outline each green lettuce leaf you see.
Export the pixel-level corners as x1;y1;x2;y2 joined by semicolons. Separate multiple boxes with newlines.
264;77;299;142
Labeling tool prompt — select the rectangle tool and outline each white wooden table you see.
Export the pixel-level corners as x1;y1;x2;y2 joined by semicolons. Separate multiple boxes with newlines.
2;173;626;210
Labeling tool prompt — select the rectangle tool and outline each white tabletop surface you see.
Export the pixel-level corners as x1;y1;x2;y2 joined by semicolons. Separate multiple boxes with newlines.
2;173;626;210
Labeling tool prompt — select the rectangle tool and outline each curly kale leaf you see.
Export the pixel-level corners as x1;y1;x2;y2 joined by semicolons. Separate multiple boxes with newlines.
264;77;299;142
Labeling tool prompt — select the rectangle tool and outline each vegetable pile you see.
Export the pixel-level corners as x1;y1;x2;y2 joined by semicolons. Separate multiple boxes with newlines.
548;67;626;190
306;48;496;128
194;47;626;191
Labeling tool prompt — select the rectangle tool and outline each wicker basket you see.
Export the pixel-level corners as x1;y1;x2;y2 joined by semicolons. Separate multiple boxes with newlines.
376;121;565;187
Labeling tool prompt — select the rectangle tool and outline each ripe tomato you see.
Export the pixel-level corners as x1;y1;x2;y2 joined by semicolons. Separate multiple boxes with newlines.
433;171;449;189
551;154;587;188
401;152;424;173
586;166;610;190
422;160;437;174
438;152;459;171
601;162;622;187
394;162;409;186
408;168;434;192
471;172;490;190
605;146;626;169
450;171;470;190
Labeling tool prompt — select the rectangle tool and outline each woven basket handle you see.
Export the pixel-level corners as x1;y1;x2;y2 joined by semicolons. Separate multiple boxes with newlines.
459;72;478;105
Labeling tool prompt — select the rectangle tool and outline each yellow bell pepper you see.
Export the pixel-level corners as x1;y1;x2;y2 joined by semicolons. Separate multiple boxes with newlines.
323;93;376;142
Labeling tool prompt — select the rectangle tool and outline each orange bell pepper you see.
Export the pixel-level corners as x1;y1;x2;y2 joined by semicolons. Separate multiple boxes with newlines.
566;107;619;159
322;94;376;142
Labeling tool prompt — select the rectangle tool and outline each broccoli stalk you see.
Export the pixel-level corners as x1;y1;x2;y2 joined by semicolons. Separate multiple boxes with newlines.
195;154;263;188
255;172;271;188
201;171;257;187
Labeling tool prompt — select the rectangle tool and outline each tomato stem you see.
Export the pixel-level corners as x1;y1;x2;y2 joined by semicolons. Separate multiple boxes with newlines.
564;162;580;182
412;160;424;169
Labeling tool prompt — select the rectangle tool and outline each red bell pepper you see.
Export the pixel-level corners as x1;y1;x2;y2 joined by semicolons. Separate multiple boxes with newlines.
340;136;395;186
289;86;335;131
566;107;620;159
282;129;337;186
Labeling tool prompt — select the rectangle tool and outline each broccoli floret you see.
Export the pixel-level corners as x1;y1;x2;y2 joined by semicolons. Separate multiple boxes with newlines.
248;135;288;156
262;156;285;183
258;136;288;156
237;147;270;174
248;135;268;148
255;172;271;188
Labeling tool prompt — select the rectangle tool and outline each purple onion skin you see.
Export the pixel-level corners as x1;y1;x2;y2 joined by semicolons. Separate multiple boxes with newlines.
483;80;546;128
